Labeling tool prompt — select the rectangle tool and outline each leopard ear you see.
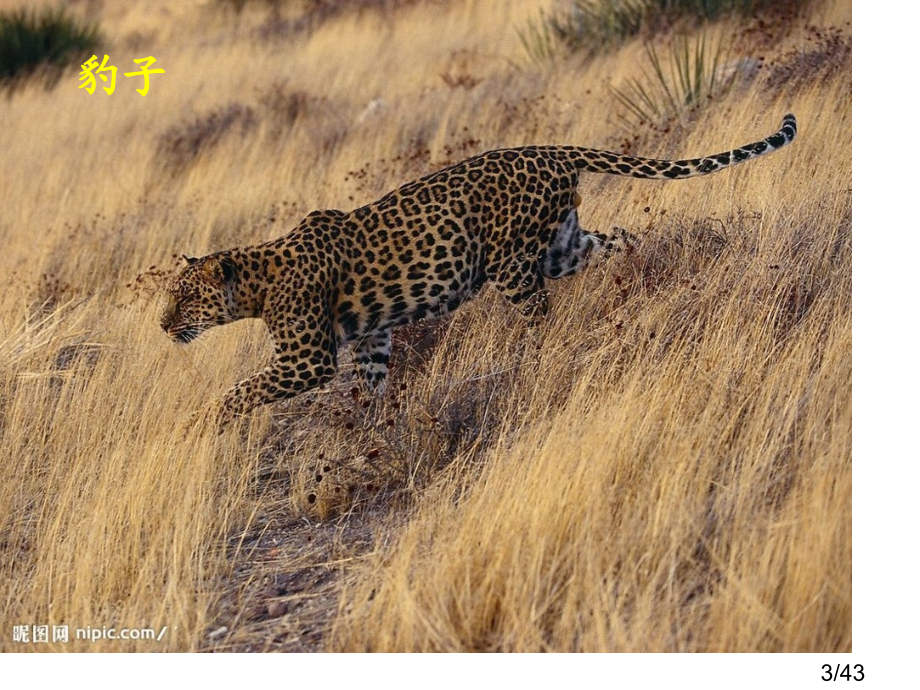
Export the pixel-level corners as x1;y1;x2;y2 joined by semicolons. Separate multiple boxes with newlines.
218;256;237;283
182;254;197;265
202;256;236;285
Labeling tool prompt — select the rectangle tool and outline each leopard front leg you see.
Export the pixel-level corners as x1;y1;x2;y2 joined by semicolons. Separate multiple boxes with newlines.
218;355;337;424
217;294;338;427
352;329;392;394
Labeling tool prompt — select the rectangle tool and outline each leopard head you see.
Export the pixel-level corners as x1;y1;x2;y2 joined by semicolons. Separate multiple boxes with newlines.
160;254;239;343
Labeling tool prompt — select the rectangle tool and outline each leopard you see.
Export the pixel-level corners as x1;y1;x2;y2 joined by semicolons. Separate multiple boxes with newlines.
161;113;797;425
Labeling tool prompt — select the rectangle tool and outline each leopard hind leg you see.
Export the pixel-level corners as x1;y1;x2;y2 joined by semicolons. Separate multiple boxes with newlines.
542;209;636;280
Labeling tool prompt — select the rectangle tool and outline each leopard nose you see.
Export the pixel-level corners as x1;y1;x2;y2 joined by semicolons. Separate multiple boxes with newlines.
160;298;177;331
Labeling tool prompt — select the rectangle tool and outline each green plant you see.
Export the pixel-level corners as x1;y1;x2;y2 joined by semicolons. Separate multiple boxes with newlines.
611;32;739;125
520;1;646;61
520;0;806;61
0;6;102;87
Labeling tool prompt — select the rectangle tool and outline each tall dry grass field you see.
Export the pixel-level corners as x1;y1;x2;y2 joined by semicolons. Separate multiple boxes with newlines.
1;0;850;652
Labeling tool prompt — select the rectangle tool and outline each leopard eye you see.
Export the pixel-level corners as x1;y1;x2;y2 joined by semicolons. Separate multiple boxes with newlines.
175;296;193;311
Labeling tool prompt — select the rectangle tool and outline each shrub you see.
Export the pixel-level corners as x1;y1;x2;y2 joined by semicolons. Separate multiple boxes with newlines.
612;32;742;126
213;0;283;13
0;6;102;88
156;103;258;171
520;0;809;61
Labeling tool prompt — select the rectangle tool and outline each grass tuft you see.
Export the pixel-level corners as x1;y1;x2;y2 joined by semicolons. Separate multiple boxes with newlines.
611;31;741;126
0;6;102;88
520;0;810;61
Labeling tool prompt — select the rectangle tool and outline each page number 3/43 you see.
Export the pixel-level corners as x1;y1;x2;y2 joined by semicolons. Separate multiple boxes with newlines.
821;664;864;682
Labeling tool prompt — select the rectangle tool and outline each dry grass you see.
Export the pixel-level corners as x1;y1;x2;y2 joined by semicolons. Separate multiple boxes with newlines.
0;0;850;652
